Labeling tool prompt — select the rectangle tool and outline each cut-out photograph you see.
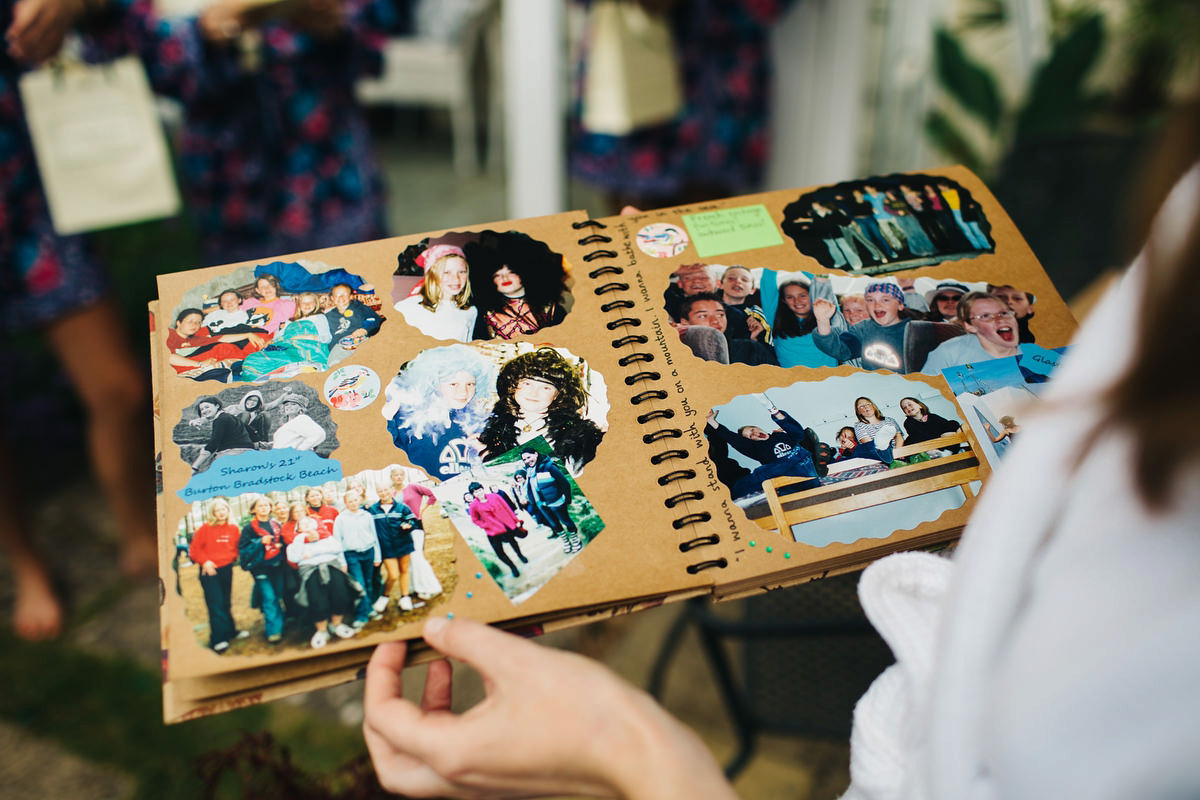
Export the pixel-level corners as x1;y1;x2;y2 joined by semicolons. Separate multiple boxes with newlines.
916;288;1040;374
434;438;604;605
392;231;572;342
940;345;1066;469
780;174;994;275
171;464;453;656
173;381;338;474
382;343;608;480
662;262;777;367
705;373;978;542
167;260;385;382
663;264;1041;373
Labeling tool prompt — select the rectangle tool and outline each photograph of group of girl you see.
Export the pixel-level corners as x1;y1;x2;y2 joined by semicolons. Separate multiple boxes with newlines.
391;230;572;343
780;174;993;275
171;381;337;475
381;343;609;603
664;261;1039;375
165;261;385;383
174;466;454;655
706;373;972;546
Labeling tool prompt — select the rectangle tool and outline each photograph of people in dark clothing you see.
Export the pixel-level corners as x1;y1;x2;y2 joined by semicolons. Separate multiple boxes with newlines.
173;381;338;474
781;174;994;275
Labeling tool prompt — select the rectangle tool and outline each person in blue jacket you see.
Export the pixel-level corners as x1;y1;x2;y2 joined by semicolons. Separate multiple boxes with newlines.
518;448;580;554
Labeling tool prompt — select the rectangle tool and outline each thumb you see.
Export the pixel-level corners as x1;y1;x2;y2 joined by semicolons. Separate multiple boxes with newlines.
422;616;535;681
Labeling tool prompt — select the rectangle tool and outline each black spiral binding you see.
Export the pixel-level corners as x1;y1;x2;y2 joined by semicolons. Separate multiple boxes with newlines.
624;371;662;386
577;220;725;574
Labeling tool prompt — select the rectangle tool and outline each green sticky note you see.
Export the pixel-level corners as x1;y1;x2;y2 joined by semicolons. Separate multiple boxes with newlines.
682;205;783;258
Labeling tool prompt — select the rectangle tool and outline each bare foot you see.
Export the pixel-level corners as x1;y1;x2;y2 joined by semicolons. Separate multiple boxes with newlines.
14;566;63;640
120;534;158;579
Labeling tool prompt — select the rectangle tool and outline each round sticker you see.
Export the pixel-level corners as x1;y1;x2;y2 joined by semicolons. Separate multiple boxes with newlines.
636;223;689;258
323;365;380;411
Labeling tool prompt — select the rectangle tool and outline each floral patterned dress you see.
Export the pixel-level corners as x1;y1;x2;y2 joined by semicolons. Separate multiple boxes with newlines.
1;0;109;331
569;0;795;203
85;0;395;266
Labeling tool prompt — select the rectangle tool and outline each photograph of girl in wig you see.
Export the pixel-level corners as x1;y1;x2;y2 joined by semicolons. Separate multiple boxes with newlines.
464;230;570;340
393;240;477;342
479;348;606;475
382;344;497;479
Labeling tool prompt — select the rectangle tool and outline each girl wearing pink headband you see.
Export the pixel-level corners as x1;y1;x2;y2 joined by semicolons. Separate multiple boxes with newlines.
394;242;477;342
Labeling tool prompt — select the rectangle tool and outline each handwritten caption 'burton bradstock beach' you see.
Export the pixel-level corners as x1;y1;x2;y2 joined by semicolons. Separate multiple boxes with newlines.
179;449;344;501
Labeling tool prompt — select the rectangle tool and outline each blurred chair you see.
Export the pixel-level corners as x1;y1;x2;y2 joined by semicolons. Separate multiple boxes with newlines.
648;570;894;778
357;0;501;175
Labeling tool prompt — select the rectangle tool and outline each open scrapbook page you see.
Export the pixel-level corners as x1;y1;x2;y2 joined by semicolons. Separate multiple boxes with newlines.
151;165;1077;720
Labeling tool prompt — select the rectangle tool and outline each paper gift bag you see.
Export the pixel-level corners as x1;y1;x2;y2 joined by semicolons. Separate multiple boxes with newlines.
580;0;684;136
19;56;181;235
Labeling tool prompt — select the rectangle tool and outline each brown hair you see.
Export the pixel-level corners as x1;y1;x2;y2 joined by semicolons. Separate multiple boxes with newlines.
956;292;1003;327
901;396;930;417
854;397;883;424
1097;100;1200;509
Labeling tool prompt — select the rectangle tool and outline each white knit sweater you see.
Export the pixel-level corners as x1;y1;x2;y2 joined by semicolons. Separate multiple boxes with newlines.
842;167;1200;800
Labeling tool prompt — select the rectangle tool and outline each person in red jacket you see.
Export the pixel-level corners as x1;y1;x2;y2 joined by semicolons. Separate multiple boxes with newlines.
188;497;241;653
304;486;339;539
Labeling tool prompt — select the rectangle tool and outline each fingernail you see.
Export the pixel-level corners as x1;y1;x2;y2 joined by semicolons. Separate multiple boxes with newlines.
424;615;448;636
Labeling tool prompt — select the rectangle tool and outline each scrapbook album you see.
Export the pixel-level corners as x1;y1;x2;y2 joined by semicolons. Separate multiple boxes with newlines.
151;166;1076;721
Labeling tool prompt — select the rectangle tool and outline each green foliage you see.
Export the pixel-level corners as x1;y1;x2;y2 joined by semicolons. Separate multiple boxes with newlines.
1126;0;1200;68
933;28;1004;132
927;10;1109;173
960;0;1007;30
924;109;986;175
0;628;365;800
1016;12;1107;139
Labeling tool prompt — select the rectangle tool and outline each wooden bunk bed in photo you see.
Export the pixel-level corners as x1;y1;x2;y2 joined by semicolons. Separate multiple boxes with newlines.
742;431;980;534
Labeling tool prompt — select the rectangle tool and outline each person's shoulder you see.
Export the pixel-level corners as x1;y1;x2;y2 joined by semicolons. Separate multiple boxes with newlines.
927;332;967;354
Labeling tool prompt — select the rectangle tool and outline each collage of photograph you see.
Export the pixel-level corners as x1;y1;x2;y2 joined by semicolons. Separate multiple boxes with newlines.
173;465;453;655
163;228;605;645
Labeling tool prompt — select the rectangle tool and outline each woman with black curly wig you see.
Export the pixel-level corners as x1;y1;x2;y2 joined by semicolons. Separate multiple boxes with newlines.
464;231;569;340
478;348;603;474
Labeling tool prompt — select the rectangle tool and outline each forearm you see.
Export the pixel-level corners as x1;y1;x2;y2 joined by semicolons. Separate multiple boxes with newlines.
79;0;241;98
813;330;853;361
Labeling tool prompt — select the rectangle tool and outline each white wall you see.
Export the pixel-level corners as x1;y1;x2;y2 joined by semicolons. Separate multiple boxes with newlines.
502;0;566;217
766;0;874;189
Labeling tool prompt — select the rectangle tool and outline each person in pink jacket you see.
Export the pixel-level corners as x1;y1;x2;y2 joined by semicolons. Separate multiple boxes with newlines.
466;482;527;579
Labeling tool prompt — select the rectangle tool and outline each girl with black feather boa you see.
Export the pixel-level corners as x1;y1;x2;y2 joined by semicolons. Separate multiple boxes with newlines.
478;348;603;475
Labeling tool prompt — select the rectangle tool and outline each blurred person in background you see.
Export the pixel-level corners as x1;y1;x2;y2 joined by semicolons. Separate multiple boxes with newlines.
2;0;157;640
570;0;797;212
84;0;396;266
